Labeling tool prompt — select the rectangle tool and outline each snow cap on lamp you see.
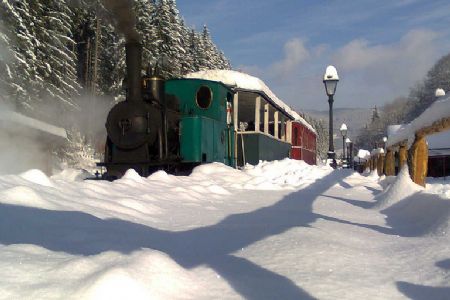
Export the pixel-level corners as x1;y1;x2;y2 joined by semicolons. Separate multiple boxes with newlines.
435;88;445;97
323;65;339;81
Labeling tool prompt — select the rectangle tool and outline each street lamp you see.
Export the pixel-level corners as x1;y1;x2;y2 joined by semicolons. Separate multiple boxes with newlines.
340;123;348;165
323;65;339;168
383;136;387;152
346;137;352;169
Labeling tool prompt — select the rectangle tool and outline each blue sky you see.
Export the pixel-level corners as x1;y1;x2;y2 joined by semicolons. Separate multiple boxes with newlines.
177;0;450;111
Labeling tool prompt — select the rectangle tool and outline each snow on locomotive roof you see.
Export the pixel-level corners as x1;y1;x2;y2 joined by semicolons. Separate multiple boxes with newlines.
185;70;315;133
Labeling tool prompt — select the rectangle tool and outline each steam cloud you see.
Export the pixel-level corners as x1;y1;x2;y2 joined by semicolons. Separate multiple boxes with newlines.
0;0;141;175
102;0;141;43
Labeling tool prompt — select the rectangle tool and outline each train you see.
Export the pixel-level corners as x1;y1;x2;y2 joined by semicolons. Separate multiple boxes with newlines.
98;42;316;179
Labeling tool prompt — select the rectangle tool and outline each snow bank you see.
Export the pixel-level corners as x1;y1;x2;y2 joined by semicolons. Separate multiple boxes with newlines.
51;169;92;182
242;159;331;189
0;186;58;210
78;250;200;300
0;246;201;300
373;166;423;209
19;169;54;187
189;159;329;190
372;167;450;236
426;178;450;199
382;192;450;236
1;161;449;299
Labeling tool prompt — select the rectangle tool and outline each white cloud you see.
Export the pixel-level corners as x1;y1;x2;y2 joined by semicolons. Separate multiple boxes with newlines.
270;38;310;77
236;29;449;110
330;29;444;104
334;29;439;72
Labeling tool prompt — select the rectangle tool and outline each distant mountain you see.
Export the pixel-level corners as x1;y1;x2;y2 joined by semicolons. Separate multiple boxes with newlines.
301;107;373;151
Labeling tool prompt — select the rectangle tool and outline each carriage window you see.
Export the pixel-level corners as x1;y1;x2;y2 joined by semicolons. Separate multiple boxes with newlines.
196;86;213;109
226;92;233;102
293;127;299;145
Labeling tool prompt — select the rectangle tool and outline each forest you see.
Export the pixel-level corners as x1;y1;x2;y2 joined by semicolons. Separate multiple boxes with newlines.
0;0;231;167
0;0;230;114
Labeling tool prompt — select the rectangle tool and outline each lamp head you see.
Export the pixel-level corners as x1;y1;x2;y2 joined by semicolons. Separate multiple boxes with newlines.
323;65;339;96
340;123;348;136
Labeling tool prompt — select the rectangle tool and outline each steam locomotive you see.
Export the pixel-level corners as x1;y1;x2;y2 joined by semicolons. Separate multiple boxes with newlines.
98;42;316;179
98;42;234;178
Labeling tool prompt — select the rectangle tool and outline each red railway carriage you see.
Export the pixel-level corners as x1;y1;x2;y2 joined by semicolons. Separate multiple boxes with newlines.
290;120;317;165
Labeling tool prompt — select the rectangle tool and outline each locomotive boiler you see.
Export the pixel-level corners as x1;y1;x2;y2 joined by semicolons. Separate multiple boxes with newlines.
99;42;235;179
99;42;180;178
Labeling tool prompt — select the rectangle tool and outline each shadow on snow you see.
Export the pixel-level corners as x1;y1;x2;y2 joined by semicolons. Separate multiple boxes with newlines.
0;170;357;299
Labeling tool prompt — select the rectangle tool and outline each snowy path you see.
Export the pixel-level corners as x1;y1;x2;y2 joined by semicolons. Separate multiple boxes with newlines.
0;160;449;299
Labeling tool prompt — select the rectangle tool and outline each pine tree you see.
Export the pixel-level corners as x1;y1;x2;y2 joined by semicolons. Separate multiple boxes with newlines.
301;113;328;162
151;0;185;78
33;0;80;112
135;0;158;70
0;0;80;121
0;0;41;111
406;53;450;121
178;19;194;74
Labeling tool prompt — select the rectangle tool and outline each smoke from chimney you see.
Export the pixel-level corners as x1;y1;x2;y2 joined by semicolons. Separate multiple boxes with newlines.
102;0;141;43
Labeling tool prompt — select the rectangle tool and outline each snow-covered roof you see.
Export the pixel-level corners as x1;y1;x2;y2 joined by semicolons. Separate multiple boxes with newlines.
370;148;384;156
0;111;67;139
428;130;450;149
386;96;450;148
429;148;450;157
387;124;406;137
185;70;315;133
355;149;370;161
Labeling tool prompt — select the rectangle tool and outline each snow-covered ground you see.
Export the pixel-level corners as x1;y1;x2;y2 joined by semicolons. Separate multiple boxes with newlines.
0;159;449;299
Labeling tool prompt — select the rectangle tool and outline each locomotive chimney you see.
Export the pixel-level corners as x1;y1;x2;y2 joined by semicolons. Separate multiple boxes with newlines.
126;42;142;102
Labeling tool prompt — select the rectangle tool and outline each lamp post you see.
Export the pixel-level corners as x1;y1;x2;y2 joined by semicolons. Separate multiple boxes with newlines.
323;65;339;168
340;123;347;166
346;137;352;169
383;136;387;152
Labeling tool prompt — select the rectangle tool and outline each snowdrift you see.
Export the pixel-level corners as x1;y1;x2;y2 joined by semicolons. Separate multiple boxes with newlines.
0;159;333;299
372;166;449;236
373;166;423;209
1;159;449;299
381;192;450;236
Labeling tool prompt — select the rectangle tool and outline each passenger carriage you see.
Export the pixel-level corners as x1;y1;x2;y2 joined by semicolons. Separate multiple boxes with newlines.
180;70;317;167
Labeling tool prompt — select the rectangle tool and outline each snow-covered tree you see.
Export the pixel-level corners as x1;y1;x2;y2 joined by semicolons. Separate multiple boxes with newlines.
0;0;41;111
406;53;450;121
135;0;158;69
57;128;97;171
32;0;80;111
0;0;80;120
301;113;328;162
151;0;185;78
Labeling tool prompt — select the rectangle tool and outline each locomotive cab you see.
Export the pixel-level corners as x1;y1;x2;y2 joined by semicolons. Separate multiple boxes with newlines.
165;79;235;167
